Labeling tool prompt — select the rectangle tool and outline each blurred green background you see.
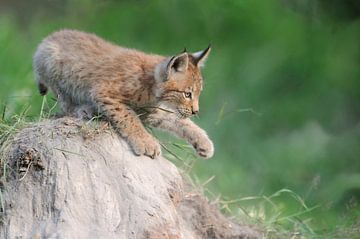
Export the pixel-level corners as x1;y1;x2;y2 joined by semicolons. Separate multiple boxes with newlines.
0;0;359;237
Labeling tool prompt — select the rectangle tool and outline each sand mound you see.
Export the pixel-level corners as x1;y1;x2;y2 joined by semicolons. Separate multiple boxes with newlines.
0;118;261;239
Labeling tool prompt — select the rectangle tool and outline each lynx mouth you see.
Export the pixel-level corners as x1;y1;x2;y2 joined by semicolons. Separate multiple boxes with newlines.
177;108;192;119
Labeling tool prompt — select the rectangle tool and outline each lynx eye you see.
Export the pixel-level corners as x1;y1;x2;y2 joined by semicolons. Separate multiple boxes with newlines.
184;92;192;99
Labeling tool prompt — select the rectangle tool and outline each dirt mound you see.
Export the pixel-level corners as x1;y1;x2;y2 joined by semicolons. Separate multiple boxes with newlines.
0;118;261;239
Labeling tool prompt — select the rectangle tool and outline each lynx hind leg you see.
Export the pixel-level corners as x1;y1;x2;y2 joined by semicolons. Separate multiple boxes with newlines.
56;94;95;119
73;104;96;120
56;93;77;116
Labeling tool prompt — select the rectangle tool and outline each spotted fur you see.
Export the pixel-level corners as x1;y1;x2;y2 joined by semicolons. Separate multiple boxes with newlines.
33;29;213;159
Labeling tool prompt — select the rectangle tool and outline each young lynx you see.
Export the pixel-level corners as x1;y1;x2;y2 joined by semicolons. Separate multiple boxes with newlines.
33;29;214;159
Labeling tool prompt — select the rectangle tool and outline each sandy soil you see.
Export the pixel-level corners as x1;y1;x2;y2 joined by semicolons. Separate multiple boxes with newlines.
0;118;261;239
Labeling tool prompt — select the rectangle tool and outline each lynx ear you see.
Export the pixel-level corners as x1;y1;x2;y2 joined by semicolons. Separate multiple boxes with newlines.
192;45;211;67
155;52;189;82
166;52;189;74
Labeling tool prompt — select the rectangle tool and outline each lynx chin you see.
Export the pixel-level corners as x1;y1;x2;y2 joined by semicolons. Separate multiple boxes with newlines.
33;29;214;159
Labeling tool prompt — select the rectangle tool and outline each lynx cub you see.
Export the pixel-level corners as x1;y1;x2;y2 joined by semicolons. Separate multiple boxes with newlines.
33;29;214;159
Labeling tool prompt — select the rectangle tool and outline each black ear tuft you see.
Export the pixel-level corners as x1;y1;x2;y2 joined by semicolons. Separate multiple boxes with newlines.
192;45;212;67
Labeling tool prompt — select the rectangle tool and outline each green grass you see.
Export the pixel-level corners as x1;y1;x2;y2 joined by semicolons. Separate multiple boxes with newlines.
158;118;359;238
163;140;359;238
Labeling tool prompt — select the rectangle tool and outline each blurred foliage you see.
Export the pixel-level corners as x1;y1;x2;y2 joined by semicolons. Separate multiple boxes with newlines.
0;0;360;236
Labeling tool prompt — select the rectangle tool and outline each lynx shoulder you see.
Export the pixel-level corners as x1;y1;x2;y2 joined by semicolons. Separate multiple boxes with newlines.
33;29;214;159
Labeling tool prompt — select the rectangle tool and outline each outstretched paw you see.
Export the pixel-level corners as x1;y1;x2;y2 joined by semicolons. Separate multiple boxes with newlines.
193;134;214;159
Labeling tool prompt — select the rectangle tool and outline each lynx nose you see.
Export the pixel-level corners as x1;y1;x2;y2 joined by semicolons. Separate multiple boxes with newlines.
192;109;199;115
192;101;199;115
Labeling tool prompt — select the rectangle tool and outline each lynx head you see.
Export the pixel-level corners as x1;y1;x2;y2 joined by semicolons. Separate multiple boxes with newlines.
154;46;211;118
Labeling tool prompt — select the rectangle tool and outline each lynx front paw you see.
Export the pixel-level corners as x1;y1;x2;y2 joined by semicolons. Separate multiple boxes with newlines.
193;135;214;159
128;133;161;159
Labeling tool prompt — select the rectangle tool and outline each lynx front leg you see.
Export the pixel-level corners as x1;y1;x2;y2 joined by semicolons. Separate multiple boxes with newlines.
146;114;214;159
96;98;161;158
